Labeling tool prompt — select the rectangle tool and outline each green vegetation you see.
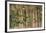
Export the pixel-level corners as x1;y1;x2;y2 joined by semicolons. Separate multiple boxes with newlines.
10;4;42;28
